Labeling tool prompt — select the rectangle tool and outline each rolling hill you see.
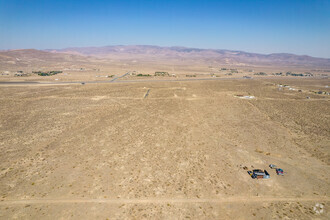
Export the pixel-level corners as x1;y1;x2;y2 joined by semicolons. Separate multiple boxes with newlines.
47;45;330;68
1;46;330;71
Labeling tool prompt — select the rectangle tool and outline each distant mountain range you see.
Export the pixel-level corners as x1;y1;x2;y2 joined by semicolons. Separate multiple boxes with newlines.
1;45;330;69
46;45;330;68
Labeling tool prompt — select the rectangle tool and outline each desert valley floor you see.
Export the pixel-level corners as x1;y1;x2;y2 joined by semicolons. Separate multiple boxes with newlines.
0;78;329;219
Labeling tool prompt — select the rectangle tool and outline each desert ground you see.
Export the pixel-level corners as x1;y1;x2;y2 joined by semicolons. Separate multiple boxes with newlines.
0;76;329;219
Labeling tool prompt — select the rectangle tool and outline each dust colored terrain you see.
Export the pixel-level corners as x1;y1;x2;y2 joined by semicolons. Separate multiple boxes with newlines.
1;47;330;84
0;77;329;219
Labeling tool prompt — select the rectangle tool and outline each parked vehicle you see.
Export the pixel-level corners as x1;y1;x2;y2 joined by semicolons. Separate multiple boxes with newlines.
248;169;270;179
269;164;277;169
276;168;284;175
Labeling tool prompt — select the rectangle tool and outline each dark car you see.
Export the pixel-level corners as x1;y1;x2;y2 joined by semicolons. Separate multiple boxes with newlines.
248;169;270;179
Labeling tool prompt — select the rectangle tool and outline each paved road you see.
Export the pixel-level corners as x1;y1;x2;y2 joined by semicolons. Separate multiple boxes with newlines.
0;76;248;86
0;76;326;86
110;72;130;82
0;81;41;85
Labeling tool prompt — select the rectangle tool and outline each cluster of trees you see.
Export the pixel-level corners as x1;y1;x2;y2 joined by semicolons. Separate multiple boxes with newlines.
137;74;151;77
33;71;62;76
272;72;313;77
254;72;267;75
286;71;303;76
285;72;313;77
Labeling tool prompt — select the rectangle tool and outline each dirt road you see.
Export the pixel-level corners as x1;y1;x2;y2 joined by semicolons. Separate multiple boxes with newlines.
1;196;329;205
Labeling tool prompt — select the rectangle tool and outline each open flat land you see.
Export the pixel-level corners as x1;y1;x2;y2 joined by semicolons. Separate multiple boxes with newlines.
0;77;329;219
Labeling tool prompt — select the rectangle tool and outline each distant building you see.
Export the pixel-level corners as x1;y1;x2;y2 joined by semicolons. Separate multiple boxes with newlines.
14;73;28;77
243;76;252;79
155;71;169;76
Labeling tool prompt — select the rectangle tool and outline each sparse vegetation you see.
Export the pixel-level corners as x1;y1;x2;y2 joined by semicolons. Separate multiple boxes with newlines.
0;79;328;219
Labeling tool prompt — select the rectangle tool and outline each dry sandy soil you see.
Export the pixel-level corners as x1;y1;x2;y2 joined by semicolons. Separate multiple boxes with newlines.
0;77;329;219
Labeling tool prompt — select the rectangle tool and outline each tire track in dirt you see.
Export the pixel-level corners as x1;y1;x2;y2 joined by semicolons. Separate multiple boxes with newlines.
144;89;150;99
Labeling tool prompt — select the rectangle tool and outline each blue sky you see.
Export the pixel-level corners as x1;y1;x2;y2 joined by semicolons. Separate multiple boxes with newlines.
0;0;329;57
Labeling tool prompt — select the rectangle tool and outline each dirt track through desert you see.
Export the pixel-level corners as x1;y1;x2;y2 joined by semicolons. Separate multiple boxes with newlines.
1;196;329;205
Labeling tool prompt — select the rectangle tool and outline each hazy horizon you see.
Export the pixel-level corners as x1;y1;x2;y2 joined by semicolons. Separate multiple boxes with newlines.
2;44;330;59
0;0;329;58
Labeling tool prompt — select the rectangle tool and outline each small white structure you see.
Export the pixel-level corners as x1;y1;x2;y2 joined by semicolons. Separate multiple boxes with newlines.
239;95;255;99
